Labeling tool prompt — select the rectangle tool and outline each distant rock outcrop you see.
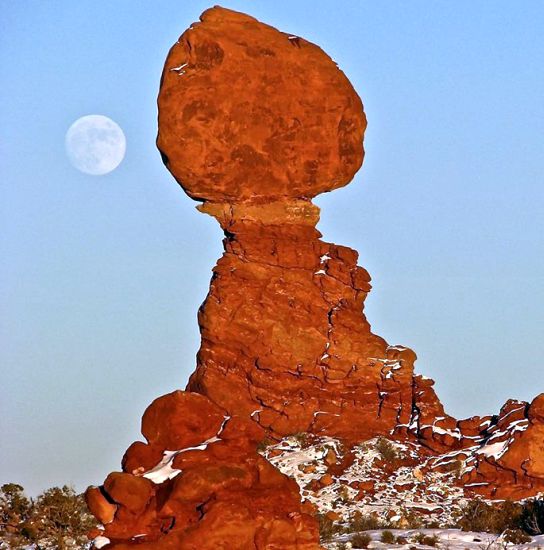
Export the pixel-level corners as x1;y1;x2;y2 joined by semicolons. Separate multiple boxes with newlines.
86;5;544;548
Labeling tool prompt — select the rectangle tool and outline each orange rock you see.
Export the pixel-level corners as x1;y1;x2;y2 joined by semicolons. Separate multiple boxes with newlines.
324;448;338;466
85;486;117;525
319;473;334;487
157;7;365;203
141;390;225;450
88;391;320;549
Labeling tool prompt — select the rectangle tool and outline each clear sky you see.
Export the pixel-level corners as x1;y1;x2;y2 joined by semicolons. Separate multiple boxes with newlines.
1;1;543;496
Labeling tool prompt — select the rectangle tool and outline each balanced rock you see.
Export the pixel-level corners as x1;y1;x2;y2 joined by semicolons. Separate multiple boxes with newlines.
159;6;445;444
87;6;544;547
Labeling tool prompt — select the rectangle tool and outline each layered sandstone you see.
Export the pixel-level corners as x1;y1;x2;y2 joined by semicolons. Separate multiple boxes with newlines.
87;5;544;547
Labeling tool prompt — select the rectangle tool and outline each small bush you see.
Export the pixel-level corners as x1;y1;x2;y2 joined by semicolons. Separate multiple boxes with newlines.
256;436;275;452
422;534;439;547
502;528;532;544
351;532;372;548
348;512;382;532
317;513;343;543
380;530;395;544
292;432;309;448
455;499;523;534
375;437;398;462
441;458;464;478
399;507;423;529
521;499;544;535
0;483;96;549
411;532;439;546
318;513;335;543
396;535;408;544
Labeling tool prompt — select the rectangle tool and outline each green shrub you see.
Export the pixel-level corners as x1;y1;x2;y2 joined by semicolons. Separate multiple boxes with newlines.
399;507;423;529
351;532;372;548
318;513;334;542
292;432;309;448
256;436;275;452
0;483;96;549
411;532;439;547
317;513;343;543
380;530;395;544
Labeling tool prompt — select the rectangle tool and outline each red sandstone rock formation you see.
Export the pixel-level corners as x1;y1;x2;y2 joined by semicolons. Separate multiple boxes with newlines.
87;5;544;547
86;391;319;549
158;5;445;444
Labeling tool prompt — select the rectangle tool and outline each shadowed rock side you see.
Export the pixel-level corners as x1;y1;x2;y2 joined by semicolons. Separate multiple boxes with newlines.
87;5;544;549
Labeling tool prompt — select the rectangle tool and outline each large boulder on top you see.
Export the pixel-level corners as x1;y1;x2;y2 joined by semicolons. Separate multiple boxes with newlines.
157;6;365;202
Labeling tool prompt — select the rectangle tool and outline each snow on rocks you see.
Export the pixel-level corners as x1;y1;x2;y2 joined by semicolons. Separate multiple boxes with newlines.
324;529;544;549
262;436;466;527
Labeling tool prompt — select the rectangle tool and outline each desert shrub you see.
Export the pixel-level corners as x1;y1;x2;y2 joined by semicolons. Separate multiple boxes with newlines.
412;532;425;544
348;511;382;532
412;532;438;546
441;458;464;478
380;530;395;544
422;534;439;547
425;520;441;529
0;483;31;532
399;507;423;529
351;532;372;548
338;485;351;503
0;483;96;549
375;437;398;462
412;532;439;546
256;436;275;452
520;499;544;535
292;432;310;448
318;513;343;543
502;528;532;544
455;499;524;534
396;535;408;544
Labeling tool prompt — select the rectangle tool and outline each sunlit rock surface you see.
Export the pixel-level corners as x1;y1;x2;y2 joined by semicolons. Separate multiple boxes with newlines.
87;5;544;549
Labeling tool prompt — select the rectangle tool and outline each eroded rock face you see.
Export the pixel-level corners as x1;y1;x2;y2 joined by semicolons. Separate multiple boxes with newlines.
86;391;320;549
188;202;434;442
461;395;544;499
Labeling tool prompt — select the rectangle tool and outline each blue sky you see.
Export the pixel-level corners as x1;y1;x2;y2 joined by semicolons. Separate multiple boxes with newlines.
1;1;543;495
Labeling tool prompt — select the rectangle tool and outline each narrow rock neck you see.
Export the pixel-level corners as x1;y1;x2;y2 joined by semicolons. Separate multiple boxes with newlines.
197;199;321;232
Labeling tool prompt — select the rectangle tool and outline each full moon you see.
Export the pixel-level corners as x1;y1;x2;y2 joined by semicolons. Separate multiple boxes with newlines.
65;115;126;175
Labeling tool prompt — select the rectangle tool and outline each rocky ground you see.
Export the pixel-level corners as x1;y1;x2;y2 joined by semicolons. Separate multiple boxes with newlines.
262;435;544;549
263;436;465;527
